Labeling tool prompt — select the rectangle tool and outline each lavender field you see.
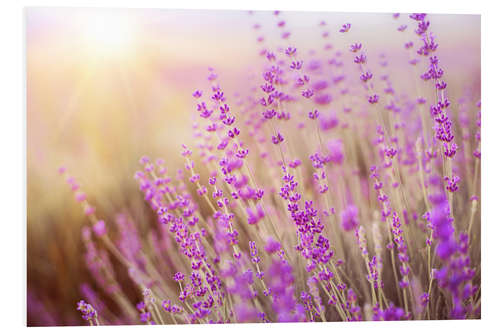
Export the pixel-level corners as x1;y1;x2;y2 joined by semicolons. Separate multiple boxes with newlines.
26;9;480;325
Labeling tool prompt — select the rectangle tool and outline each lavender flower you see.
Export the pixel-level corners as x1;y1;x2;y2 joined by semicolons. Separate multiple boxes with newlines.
42;11;480;327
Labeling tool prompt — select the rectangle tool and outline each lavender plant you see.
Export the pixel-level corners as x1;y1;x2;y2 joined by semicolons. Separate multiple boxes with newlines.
47;12;480;324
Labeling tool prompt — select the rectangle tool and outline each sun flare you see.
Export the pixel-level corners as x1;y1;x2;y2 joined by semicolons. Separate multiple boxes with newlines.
79;11;137;57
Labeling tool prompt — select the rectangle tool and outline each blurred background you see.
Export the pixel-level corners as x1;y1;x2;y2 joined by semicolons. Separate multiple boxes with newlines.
26;8;480;325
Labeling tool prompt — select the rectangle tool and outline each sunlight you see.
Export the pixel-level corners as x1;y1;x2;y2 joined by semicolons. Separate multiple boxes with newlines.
79;11;137;57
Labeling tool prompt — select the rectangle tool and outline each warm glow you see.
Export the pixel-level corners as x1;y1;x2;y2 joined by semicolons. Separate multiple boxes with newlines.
79;11;137;57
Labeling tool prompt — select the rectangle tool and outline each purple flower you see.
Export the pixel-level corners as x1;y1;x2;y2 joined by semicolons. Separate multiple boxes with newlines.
339;23;351;33
308;109;319;119
341;205;360;231
409;13;427;21
173;272;185;282
92;220;106;237
272;132;284;145
265;260;306;322
136;301;146;311
285;46;297;57
247;204;265;225
360;71;373;82
264;237;281;253
350;43;362;53
75;192;86;202
445;175;460;193
262;109;276;119
302;89;314;98
140;311;151;323
368;94;380;104
290;61;303;70
354;53;367;64
318;113;338;131
326;139;344;165
314;93;332;105
77;300;97;322
59;13;480;325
